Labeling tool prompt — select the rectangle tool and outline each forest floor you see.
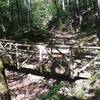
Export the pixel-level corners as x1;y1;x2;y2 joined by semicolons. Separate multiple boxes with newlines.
5;30;100;100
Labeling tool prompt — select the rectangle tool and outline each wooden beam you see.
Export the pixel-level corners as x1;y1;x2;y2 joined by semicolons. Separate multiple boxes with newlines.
5;65;88;82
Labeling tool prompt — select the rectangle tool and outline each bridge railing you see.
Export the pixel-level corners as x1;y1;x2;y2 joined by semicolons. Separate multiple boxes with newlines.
0;39;100;77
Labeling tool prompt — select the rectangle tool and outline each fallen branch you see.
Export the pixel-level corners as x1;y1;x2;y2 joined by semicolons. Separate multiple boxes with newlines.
78;53;100;74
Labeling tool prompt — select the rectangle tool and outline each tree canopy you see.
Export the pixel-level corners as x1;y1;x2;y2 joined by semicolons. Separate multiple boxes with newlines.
0;0;100;40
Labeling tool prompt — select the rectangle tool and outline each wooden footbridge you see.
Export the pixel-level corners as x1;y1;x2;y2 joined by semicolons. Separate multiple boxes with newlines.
0;39;100;79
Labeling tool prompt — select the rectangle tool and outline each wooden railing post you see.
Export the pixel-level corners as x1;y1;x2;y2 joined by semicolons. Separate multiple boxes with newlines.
15;43;20;69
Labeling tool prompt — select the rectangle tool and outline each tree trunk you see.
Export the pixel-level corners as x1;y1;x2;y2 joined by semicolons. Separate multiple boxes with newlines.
0;58;11;100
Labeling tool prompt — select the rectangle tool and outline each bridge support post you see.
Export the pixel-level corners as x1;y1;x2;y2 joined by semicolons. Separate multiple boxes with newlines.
15;43;20;69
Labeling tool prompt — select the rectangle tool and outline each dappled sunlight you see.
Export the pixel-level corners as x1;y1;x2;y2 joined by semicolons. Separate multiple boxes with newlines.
0;0;100;99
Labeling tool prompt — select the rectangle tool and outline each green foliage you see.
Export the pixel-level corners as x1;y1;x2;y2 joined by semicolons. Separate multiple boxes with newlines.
40;84;61;100
0;0;57;37
90;73;97;85
40;81;73;100
0;0;100;38
31;0;56;29
74;47;86;59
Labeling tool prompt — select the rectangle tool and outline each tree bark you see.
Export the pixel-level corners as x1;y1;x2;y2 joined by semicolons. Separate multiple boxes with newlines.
0;58;11;100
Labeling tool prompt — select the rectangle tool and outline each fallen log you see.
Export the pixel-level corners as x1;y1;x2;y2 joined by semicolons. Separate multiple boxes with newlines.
5;64;88;83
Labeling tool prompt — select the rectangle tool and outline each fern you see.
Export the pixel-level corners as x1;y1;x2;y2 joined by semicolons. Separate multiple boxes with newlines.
40;84;61;100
